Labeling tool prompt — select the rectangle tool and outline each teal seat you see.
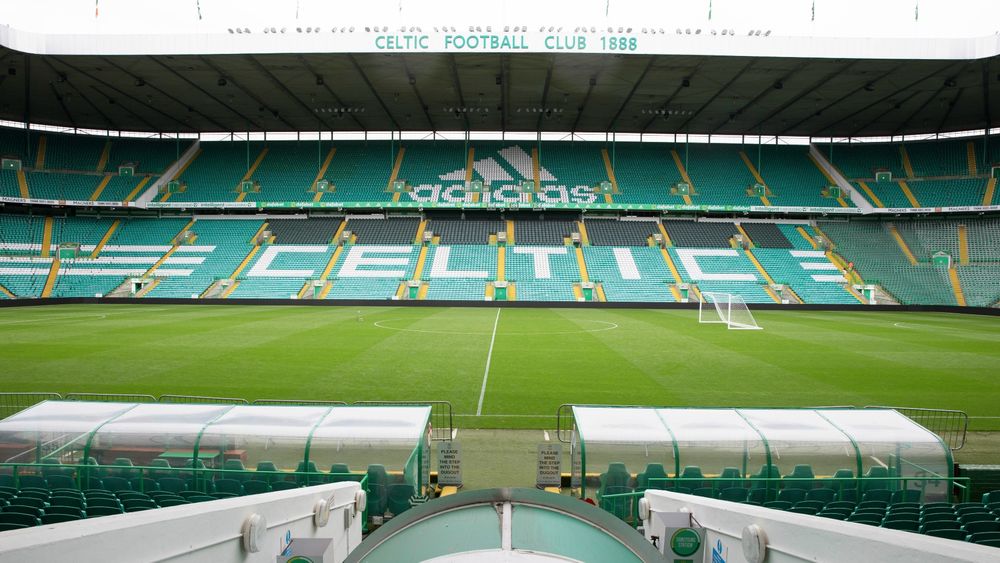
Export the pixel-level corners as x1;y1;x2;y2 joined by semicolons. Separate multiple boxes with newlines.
329;463;361;483
716;467;742;490
17;475;47;490
862;489;892;503
679;466;708;490
982;489;1000;504
295;461;321;485
271;481;298;491
157;477;186;493
387;484;414;516
112;458;136;478
776;488;806;504
255;461;281;484
719;487;748;502
805;488;835;504
101;476;131;493
635;463;668;491
599;463;632;495
243;480;270;495
862;466;890;492
149;459;173;479
923;528;966;540
366;464;390;516
599;485;633;521
47;474;77;490
783;464;815;490
223;459;248;482
214;478;243;496
882;519;919;532
890;489;920;504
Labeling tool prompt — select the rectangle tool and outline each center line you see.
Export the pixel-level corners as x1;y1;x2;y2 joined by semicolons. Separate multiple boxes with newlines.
476;308;502;416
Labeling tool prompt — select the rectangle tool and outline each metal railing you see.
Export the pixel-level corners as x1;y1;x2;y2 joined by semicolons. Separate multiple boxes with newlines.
64;393;157;403
159;395;249;405
250;399;348;406
866;406;969;450
0;393;62;419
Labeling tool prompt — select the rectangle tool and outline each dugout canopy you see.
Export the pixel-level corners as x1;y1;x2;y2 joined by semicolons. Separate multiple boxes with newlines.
570;406;953;501
0;401;432;493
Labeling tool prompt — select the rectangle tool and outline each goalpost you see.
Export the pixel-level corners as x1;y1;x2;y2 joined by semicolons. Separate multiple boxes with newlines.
699;291;763;330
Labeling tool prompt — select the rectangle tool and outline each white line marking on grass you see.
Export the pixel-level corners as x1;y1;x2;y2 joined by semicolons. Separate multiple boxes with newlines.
476;308;501;417
543;430;550;441
0;309;171;325
373;318;617;336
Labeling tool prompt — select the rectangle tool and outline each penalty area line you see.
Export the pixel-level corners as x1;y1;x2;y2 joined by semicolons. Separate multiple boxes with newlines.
475;307;501;417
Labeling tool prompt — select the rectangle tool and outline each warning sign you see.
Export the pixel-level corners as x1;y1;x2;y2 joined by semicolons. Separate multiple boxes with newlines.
537;443;562;487
436;442;462;486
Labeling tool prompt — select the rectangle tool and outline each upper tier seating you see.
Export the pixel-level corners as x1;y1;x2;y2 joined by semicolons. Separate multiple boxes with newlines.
905;139;973;177
171;142;260;202
904;179;989;207
242;142;326;202
663;221;738;248
428;219;504;244
612;144;686;205
324;142;394;202
42;133;105;171
536;142;607;190
25;172;101;201
267;218;342;244
740;223;793;249
107;138;191;175
514;219;575;245
824;143;906;179
398;141;467;189
348;218;419;244
585;219;660;246
757;146;847;207
682;144;757;205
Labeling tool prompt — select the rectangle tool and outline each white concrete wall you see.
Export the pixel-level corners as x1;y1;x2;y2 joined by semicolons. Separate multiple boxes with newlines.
0;482;364;563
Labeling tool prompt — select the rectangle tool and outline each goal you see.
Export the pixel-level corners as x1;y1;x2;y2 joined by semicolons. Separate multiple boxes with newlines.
699;292;762;330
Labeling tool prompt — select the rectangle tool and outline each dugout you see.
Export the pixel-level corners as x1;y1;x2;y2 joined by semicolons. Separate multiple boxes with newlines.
570;406;954;504
0;401;432;515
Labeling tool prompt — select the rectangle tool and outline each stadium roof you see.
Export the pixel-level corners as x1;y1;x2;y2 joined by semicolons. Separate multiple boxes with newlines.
1;50;997;138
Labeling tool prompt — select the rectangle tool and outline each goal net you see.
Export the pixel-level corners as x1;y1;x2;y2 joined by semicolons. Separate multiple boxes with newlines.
699;292;762;330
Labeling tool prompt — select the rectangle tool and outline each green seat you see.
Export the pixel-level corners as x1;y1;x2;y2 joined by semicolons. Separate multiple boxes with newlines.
963;520;1000;535
366;465;390;516
719;487;749;503
763;500;792;511
882;519;919;532
789;506;818;515
295;461;321;485
243;480;270;495
805;488;835;504
0;522;29;532
890;490;920;504
716;467;742;490
750;465;781;501
862;489;892;503
693;487;716;498
776;489;806;504
255;461;281;484
919;519;960;532
923;528;966;540
111;458;136;478
49;496;85;510
44;475;77;490
635;463;668;492
4;505;43;518
0;512;41;527
43;512;84;524
149;459;172;480
122;498;157;511
387;484;414;516
9;496;46;510
982;490;1000;505
157;498;190;507
271;481;298;491
17;475;47;490
862;466;890;492
101;476;131;493
599;463;632;496
223;460;249;482
967;531;1000;545
129;477;158;493
794;500;824;512
679;466;708;490
214;478;243;496
157;477;186;493
783;464;815;490
186;495;216;503
598;485;633;521
329;463;362;483
85;505;123;517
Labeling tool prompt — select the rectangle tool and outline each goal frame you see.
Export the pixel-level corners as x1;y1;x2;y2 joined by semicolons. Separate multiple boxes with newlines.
699;291;763;330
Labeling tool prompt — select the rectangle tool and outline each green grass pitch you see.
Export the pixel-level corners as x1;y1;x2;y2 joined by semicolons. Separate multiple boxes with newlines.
1;304;998;430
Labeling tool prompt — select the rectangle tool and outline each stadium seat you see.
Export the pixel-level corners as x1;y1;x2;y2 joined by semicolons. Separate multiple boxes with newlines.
750;464;781;498
17;475;47;490
329;464;362;483
101;477;131;493
789;506;819;516
763;501;792;511
123;498;157;511
983;490;1000;505
186;495;217;503
242;480;270;495
14;489;49;502
213;479;243;497
599;463;632;495
693;487;717;498
295;461;321;485
255;462;281;483
719;487;749;503
679;466;709;490
366;465;391;516
156;477;187;493
776;489;806;504
794;500;825;512
8;496;46;510
0;512;39;527
599;485;633;520
963;520;1000;535
881;519;920;532
129;478;158;493
923;527;966;540
387;484;414;516
111;458;136;478
636;463;669;491
45;475;77;490
271;481;298;492
862;467;890;492
857;500;888;511
862;490;893;504
148;459;172;479
967;531;1000;545
86;505;123;517
0;522;30;531
826;501;856;511
223;460;248;482
115;492;151;502
890;490;921;504
157;498;190;507
848;514;883;525
959;512;996;525
783;465;816;490
49;496;85;510
806;488;835;504
42;512;83;525
716;467;742;490
85;497;122;509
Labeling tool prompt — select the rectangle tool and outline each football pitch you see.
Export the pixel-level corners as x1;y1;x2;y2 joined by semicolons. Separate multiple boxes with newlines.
0;304;998;430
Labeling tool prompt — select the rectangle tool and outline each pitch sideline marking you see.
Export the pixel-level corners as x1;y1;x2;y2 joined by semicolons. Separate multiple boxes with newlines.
476;308;501;417
372;317;617;335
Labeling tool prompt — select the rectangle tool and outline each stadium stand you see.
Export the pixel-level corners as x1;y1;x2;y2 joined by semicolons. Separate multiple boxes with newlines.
905;138;971;177
398;141;467;190
682;144;757;205
240;142;323;202
611;144;686;205
508;217;576;246
169;142;259;202
585;219;660;246
321;142;394;202
266;218;342;244
421;245;497;281
41;133;105;171
583;246;673;302
819;221;956;305
427;218;504;244
106;137;191;175
904;179;989;207
347;217;420;244
824;143;906;179
752;249;857;304
739;222;794;249
662;221;738;248
537;142;607;191
505;245;578;301
668;246;772;303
